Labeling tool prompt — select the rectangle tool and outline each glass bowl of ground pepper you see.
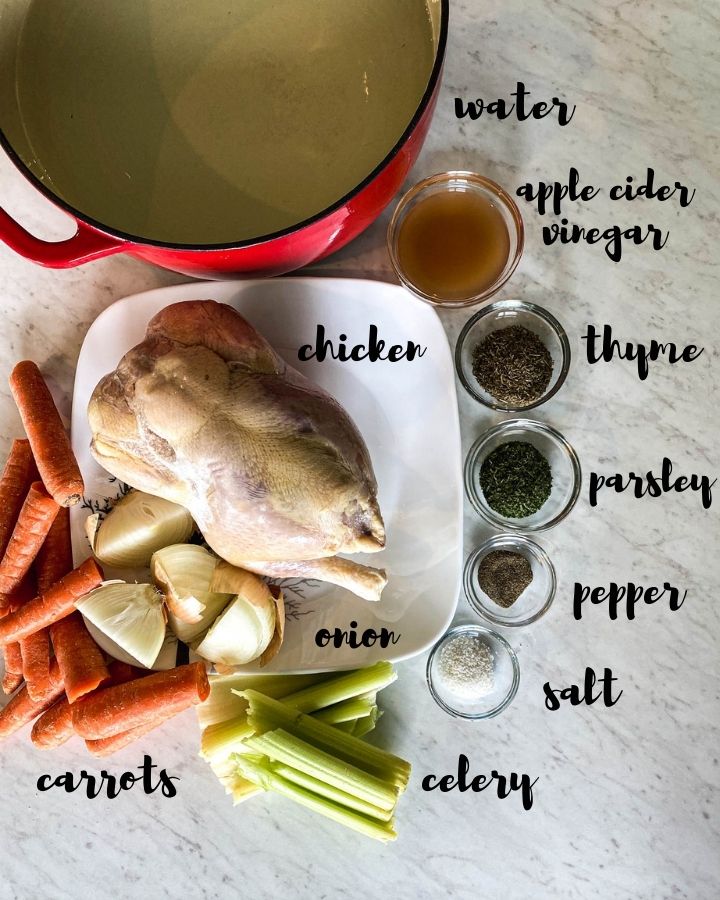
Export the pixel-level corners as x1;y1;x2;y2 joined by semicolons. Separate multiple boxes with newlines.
464;534;556;627
455;299;570;411
464;419;581;531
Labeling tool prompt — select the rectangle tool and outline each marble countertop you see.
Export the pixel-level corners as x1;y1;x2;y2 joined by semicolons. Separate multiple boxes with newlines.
0;1;718;898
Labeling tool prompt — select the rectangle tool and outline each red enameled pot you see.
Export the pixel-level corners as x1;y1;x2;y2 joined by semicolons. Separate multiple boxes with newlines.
0;2;448;279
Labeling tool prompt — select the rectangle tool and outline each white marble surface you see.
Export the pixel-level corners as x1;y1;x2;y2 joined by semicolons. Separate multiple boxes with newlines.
0;1;718;898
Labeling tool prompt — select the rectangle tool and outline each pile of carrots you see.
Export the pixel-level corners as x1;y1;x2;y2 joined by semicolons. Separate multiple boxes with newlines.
0;360;209;756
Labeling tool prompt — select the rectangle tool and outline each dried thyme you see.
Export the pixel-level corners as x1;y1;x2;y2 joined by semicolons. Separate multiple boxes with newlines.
479;441;552;518
478;549;533;607
472;325;553;406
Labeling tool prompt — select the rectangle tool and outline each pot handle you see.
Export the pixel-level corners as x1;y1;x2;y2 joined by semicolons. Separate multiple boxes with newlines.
0;206;127;268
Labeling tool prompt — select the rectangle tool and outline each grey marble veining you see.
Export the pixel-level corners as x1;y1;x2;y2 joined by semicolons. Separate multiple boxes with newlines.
0;1;718;898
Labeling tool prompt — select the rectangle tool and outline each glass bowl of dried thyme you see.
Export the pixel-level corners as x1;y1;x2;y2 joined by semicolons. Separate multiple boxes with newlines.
464;534;556;627
455;299;570;411
464;419;581;531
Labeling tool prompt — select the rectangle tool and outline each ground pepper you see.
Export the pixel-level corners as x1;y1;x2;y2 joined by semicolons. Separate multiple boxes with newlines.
472;325;553;406
479;441;552;518
478;550;533;607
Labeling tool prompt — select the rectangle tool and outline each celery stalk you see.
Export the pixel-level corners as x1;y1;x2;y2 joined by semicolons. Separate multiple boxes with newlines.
230;778;261;804
314;697;377;725
333;721;356;733
200;715;255;762
233;755;397;843
201;693;378;761
272;662;396;713
353;710;381;738
242;690;411;788
271;763;394;822
197;671;329;730
205;663;393;761
245;729;399;812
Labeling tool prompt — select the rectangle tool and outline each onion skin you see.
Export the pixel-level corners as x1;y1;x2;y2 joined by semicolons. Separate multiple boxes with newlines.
89;491;194;569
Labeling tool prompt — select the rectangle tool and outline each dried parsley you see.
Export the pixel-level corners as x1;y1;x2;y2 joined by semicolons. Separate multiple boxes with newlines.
478;549;533;607
479;441;552;518
471;325;553;406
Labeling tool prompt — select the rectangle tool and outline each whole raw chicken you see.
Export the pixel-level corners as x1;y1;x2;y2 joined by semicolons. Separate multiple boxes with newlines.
88;300;387;601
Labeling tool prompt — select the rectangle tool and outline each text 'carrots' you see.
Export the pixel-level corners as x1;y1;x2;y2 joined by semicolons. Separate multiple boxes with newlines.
9;361;84;508
0;660;64;739
51;612;110;703
0;439;37;559
72;662;209;740
0;558;104;646
0;482;59;608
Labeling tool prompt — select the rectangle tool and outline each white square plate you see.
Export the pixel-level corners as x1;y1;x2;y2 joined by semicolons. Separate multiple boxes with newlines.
71;277;462;672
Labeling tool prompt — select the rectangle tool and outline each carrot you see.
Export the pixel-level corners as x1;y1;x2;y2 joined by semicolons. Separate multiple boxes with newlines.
0;632;22;693
25;508;74;700
35;507;73;592
105;660;148;684
82;661;157;756
30;696;74;750
9;361;84;508
0;458;39;689
20;631;50;701
0;439;37;558
1;673;22;694
0;482;59;610
72;662;209;740
85;711;175;757
0;659;64;739
31;660;148;750
2;572;37;695
50;612;110;703
2;641;23;683
0;558;104;646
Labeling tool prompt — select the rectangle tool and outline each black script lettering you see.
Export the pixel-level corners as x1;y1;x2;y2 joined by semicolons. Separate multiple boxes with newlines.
573;581;687;621
609;169;696;207
582;324;704;380
421;755;538;810
589;457;715;509
516;167;598;216
543;667;623;710
455;82;575;125
543;219;669;262
298;325;426;363
315;621;401;649
35;755;178;799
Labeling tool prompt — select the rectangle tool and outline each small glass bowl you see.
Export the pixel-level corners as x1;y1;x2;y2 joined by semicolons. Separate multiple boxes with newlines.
387;171;524;308
426;624;520;719
455;299;571;411
464;534;556;627
464;419;581;532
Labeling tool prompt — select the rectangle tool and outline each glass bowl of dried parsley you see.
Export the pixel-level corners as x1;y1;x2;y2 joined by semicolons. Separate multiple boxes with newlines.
464;419;581;531
463;534;556;627
455;299;570;411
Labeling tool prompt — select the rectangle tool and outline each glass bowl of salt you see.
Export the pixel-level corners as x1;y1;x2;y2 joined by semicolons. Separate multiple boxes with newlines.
426;624;520;719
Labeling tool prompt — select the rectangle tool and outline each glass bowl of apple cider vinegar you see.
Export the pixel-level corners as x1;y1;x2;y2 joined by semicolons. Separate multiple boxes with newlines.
387;172;524;308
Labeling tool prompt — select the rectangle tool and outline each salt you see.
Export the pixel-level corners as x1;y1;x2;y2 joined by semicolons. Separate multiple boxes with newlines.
437;634;495;699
